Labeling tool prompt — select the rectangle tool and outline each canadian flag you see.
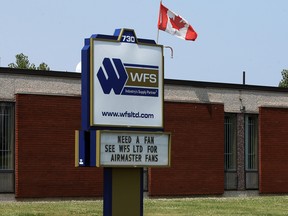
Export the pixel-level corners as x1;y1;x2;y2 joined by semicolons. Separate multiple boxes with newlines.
158;3;198;41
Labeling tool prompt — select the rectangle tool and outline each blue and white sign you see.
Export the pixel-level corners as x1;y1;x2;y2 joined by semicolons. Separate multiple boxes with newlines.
91;29;164;128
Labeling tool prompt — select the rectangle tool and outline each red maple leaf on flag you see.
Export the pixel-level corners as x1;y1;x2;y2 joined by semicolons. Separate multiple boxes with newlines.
158;3;198;41
169;15;186;30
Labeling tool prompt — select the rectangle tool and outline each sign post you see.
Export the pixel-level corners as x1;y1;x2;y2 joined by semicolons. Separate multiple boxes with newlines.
76;28;171;216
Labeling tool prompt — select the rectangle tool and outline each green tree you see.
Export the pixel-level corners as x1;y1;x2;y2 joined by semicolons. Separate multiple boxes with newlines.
37;62;50;71
8;53;50;70
279;69;288;88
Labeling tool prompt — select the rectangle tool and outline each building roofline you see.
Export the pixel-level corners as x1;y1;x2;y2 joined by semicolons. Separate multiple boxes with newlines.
1;67;287;93
0;67;81;79
164;78;288;93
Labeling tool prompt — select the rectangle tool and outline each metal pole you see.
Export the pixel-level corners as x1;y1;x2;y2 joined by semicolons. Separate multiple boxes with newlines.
156;30;160;44
157;0;163;44
164;46;174;59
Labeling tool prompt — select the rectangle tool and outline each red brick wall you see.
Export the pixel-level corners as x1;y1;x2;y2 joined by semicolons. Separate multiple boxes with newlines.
259;107;288;193
14;95;288;197
149;102;225;196
15;94;103;198
15;95;225;197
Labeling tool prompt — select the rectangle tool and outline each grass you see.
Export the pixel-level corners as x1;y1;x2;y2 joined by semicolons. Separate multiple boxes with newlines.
0;196;288;216
144;196;288;216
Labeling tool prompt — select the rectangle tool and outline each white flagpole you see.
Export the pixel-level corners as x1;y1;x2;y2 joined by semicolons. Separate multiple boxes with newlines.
156;0;163;44
156;28;160;44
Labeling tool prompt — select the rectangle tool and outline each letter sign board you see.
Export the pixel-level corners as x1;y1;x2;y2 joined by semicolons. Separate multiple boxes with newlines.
90;29;164;129
96;131;171;167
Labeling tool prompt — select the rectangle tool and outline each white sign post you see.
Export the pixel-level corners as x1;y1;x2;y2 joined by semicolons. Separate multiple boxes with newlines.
78;29;169;216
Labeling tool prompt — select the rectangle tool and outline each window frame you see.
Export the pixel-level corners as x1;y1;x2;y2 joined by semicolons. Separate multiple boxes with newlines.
0;102;15;171
224;113;237;172
245;114;258;171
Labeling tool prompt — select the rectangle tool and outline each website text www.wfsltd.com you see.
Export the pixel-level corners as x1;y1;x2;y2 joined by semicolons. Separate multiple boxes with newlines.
101;111;154;119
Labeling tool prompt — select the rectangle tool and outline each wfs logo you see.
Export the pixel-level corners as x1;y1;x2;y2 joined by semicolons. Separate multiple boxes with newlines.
97;58;159;97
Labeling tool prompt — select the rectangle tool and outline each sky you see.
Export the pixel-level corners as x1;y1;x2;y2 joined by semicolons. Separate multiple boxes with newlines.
1;0;288;87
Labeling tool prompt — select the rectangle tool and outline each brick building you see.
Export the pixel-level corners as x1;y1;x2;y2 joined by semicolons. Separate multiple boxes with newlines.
1;67;288;198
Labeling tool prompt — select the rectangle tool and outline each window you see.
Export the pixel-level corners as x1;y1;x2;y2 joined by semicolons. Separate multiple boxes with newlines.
0;103;14;193
224;114;237;190
224;114;237;171
245;115;258;171
0;103;14;171
245;114;258;189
